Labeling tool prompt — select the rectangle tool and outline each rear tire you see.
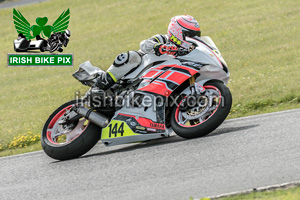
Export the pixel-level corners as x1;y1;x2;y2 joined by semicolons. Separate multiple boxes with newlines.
41;100;101;160
171;81;232;139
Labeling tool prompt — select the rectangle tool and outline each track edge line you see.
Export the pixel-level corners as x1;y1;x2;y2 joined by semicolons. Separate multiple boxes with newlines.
197;181;300;200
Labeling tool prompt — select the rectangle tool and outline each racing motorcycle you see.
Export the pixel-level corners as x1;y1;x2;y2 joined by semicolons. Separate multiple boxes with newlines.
41;36;232;160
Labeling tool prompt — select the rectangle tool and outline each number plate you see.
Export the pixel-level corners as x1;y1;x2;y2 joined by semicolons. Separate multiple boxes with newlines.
101;120;139;139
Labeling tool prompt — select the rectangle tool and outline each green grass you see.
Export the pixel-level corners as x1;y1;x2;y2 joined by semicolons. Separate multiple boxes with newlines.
211;185;300;200
0;0;300;156
0;142;41;157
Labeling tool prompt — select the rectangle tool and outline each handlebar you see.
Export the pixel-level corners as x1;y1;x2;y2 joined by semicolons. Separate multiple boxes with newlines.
161;46;191;56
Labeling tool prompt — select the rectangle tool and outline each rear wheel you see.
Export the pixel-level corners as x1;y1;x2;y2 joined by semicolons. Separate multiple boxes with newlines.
171;81;232;139
41;100;101;160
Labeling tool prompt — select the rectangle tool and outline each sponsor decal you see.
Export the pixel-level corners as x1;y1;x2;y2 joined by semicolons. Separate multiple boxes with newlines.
147;128;157;132
9;8;73;67
135;130;148;134
150;123;165;129
136;126;146;130
169;35;182;46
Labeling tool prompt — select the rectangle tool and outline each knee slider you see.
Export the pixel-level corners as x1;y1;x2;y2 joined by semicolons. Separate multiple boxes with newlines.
113;52;129;67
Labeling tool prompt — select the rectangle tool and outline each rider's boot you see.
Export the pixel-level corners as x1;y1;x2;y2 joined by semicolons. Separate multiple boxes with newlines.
85;71;116;108
94;71;116;90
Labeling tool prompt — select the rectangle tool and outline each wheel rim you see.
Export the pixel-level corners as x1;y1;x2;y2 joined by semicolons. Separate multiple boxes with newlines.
175;85;222;127
46;105;89;145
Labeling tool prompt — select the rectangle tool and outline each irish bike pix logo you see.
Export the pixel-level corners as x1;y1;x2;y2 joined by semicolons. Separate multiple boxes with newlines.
8;8;73;67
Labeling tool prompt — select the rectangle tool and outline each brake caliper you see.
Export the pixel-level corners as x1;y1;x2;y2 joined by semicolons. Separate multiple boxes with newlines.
179;83;207;112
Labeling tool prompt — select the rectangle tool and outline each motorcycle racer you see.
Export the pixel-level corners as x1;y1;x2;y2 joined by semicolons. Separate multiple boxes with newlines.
94;15;201;91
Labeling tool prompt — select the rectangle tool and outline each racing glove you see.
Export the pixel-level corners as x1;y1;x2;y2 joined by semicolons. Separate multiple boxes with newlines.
154;44;178;56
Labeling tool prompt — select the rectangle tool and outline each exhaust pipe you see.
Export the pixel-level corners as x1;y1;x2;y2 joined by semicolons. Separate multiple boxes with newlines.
76;106;109;128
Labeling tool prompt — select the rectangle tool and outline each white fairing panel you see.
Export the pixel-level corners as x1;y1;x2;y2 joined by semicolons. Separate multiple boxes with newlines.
201;36;227;66
201;36;220;51
123;53;172;80
178;37;223;68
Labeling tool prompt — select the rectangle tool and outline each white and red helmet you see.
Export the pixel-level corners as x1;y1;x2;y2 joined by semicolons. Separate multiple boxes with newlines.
167;15;201;49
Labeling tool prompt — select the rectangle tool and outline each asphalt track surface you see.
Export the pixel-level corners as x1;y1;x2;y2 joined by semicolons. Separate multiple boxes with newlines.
1;109;300;200
0;0;49;9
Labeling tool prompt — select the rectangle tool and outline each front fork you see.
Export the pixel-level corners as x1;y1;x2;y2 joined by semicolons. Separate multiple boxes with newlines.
189;76;206;95
178;76;208;112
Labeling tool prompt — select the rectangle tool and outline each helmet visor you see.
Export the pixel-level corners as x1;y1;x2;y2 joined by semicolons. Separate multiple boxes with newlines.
182;29;201;39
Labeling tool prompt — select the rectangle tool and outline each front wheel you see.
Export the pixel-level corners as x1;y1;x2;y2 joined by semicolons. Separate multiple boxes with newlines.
171;81;232;139
41;100;101;160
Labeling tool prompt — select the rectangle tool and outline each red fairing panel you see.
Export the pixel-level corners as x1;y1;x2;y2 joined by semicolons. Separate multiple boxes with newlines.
139;80;173;96
142;69;163;79
164;71;190;83
139;64;198;96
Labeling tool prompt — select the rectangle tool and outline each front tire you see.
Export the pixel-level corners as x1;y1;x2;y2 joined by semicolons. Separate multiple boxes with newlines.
171;81;232;139
41;100;101;160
